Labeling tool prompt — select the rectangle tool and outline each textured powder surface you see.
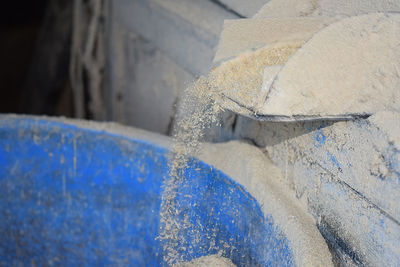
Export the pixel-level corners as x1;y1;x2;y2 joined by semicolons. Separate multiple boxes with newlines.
260;13;400;118
217;7;400;122
254;0;318;18
369;111;400;150
315;0;400;16
175;254;237;267
211;42;302;110
214;17;334;64
255;0;400;18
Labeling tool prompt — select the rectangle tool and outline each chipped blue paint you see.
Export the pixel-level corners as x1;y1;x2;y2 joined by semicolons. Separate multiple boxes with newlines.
314;130;326;148
0;117;294;266
326;151;342;172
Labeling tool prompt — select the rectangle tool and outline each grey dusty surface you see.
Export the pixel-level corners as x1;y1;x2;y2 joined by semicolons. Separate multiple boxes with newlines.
213;17;335;65
107;0;240;137
218;0;268;17
234;110;400;265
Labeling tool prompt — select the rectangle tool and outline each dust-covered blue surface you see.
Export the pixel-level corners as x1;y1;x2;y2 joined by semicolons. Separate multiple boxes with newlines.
0;117;293;266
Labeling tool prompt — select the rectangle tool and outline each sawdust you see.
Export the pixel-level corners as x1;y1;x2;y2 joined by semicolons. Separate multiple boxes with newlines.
210;42;303;111
158;77;224;265
175;253;237;267
158;42;303;265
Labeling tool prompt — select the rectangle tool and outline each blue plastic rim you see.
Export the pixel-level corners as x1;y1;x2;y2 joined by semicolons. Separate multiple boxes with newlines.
0;117;294;266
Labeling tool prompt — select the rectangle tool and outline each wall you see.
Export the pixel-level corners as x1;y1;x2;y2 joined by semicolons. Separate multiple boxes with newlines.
106;0;250;135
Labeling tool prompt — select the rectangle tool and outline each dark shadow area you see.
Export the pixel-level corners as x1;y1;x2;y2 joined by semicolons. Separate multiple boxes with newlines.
317;218;363;266
0;1;47;113
0;0;73;117
234;115;339;147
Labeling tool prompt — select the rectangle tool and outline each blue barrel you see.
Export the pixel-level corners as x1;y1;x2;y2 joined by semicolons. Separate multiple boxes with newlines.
0;116;306;266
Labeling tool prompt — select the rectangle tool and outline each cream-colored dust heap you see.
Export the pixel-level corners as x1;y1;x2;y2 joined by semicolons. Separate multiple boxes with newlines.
176;253;237;267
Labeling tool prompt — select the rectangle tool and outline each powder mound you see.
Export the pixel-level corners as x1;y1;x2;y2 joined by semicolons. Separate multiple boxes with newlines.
210;42;302;109
175;254;237;267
